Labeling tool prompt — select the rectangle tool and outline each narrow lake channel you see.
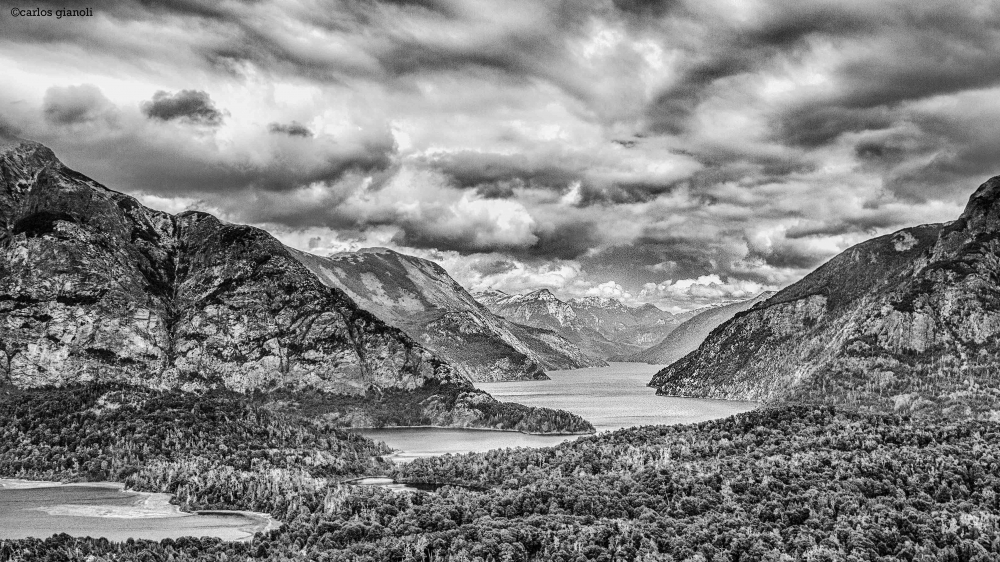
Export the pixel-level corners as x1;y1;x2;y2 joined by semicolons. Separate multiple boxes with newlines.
1;363;756;540
355;362;758;461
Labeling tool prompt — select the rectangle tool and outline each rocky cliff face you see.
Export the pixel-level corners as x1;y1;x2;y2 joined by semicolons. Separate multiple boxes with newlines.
476;289;680;359
0;137;462;394
291;248;602;381
630;292;774;365
651;176;1000;419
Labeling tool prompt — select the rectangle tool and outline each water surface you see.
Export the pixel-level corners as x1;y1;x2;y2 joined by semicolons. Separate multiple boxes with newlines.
357;362;757;460
480;362;757;431
0;480;275;541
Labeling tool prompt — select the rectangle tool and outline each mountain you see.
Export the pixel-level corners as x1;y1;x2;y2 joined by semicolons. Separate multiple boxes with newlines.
651;175;1000;419
0;137;459;393
0;136;593;433
476;289;680;359
629;292;775;365
290;247;602;381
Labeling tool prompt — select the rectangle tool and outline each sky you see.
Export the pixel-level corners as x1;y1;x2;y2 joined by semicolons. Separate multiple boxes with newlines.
2;0;997;312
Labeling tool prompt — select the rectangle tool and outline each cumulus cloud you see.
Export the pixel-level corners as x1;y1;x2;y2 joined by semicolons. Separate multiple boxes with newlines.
583;281;634;301
640;275;772;309
1;0;997;310
141;90;224;126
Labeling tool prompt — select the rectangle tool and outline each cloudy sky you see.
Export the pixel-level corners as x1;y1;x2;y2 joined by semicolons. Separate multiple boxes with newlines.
2;0;997;311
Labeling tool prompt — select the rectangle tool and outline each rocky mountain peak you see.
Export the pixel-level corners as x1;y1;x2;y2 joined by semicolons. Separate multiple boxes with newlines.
357;246;397;256
957;175;1000;234
570;296;625;310
0;137;62;185
474;289;508;298
528;288;560;301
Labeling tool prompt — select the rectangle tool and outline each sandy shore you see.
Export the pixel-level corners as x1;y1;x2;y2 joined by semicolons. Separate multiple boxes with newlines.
0;478;280;541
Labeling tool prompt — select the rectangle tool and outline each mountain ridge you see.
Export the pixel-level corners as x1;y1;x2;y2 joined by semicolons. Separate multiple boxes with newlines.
628;291;775;365
650;175;1000;419
0;136;461;393
291;246;603;381
475;289;681;359
0;136;594;433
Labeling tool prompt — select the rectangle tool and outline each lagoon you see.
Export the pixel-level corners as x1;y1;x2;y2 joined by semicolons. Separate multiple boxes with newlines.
0;480;276;541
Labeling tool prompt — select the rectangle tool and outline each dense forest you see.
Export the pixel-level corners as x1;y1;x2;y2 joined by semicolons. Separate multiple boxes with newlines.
0;384;390;517
273;381;594;434
3;396;1000;561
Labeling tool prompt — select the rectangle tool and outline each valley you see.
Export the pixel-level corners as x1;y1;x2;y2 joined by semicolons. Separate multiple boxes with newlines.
2;139;1000;560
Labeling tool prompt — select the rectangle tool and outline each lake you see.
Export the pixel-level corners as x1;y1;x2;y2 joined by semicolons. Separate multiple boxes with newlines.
356;362;758;460
0;480;277;541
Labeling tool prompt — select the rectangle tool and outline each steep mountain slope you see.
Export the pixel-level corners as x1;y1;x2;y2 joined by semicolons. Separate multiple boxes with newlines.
476;289;680;359
0;137;459;393
630;292;774;365
292;248;602;381
0;136;594;433
651;176;1000;419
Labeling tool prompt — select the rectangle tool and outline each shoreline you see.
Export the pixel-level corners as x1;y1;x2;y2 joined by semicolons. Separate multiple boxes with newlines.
346;425;594;436
650;391;762;406
0;478;280;541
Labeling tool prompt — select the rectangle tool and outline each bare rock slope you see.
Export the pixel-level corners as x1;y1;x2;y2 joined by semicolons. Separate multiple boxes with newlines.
651;176;1000;419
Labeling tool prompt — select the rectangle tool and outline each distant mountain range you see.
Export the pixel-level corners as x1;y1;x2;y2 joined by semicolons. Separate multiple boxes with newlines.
292;247;603;381
651;175;1000;419
628;292;775;365
0;136;591;433
475;289;684;360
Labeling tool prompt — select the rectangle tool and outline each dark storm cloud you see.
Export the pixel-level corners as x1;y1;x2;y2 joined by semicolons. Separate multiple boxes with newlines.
425;151;578;192
471;258;518;276
645;2;879;133
644;1;1000;149
578;180;679;206
612;0;681;18
880;109;1000;203
141;90;224;125
746;246;825;271
776;106;895;148
522;221;601;260
7;0;1000;307
627;235;721;278
0;117;21;139
268;122;313;137
425;150;693;206
377;211;597;259
42;85;115;125
854;140;908;165
581;243;697;288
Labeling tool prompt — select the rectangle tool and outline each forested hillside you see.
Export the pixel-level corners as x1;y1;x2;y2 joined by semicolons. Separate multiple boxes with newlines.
4;404;999;561
0;384;390;518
